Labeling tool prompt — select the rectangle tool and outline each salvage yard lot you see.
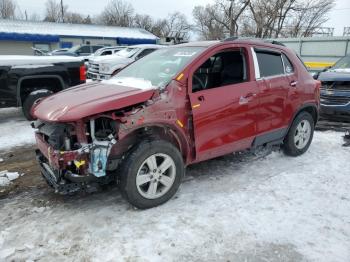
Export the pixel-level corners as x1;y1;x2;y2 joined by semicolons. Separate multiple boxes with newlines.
0;108;350;261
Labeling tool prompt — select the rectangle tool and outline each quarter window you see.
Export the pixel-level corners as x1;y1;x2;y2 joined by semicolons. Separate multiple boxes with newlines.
282;53;294;74
256;51;284;77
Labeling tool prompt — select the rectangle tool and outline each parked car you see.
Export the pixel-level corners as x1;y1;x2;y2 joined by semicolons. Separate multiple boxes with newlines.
85;46;127;70
0;55;86;120
32;39;320;209
316;55;350;120
50;48;70;55
87;44;164;80
52;44;104;57
90;46;127;57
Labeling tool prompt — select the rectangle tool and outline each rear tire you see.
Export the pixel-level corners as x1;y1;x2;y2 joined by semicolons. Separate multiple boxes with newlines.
119;140;184;209
283;111;314;156
22;89;53;120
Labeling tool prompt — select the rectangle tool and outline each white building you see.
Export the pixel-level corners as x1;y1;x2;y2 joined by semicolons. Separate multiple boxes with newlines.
0;19;159;55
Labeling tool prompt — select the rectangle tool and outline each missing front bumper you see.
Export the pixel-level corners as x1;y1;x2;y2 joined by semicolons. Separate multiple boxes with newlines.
36;150;84;194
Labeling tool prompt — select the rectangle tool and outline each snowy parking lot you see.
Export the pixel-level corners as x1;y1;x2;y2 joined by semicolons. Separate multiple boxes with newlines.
0;108;350;261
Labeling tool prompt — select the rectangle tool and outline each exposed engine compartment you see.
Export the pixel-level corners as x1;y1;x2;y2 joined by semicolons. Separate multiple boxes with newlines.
33;117;120;194
34;121;77;150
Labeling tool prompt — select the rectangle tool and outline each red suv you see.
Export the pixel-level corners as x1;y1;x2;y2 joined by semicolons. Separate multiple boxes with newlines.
32;39;320;209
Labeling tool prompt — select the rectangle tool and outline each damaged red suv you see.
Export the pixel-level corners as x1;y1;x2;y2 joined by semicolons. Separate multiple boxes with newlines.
32;39;320;209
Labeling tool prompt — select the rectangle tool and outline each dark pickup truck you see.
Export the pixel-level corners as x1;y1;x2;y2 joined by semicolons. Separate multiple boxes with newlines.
0;55;86;120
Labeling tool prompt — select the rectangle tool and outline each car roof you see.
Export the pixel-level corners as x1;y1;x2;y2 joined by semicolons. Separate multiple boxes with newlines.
128;44;165;49
100;46;125;50
176;39;290;52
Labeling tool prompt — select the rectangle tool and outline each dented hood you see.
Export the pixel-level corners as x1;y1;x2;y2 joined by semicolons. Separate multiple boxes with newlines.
32;81;155;122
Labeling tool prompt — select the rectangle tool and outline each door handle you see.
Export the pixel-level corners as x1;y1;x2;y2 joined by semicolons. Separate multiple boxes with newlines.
243;93;257;99
239;93;256;105
290;81;298;87
198;95;205;101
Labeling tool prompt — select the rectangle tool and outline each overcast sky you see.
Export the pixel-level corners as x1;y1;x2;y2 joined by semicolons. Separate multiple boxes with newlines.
15;0;350;36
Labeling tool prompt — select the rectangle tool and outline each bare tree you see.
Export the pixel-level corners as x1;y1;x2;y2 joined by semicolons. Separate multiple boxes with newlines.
149;18;168;38
192;0;250;39
163;12;191;39
286;0;335;37
64;12;84;24
215;0;250;36
44;0;67;22
193;5;226;40
193;0;334;39
133;14;154;31
0;0;16;19
132;12;191;39
99;0;134;27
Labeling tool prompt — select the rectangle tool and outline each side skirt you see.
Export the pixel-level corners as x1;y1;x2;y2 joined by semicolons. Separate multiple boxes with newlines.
252;127;288;148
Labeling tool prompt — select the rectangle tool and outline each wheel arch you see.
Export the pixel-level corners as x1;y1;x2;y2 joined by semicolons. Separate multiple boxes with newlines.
114;124;191;163
292;103;319;127
17;75;66;106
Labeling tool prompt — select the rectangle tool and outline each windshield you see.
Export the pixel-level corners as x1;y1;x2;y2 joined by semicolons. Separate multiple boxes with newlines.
332;56;350;69
111;47;205;89
116;47;140;58
67;46;81;53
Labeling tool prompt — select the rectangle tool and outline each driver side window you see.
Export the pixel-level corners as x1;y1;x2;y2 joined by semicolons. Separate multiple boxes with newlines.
192;50;247;93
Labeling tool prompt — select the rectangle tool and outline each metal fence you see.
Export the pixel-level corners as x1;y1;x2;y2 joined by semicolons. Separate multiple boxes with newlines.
277;36;350;70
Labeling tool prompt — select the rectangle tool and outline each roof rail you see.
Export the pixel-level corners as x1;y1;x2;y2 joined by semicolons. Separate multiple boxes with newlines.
263;40;286;46
222;37;286;47
222;36;239;42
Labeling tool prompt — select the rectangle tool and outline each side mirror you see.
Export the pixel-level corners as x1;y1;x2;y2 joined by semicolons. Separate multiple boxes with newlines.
322;66;331;72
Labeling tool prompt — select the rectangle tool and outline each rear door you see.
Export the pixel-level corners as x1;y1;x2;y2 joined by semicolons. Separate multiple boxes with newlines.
253;48;290;134
189;46;259;162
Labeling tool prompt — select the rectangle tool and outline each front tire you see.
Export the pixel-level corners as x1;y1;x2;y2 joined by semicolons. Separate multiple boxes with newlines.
22;89;53;120
283;111;314;156
119;140;184;209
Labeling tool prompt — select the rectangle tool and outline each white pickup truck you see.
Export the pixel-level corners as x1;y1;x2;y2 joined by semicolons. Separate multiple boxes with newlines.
87;44;165;80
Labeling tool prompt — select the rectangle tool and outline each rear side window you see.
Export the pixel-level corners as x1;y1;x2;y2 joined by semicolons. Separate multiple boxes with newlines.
256;51;284;77
282;53;294;74
101;50;112;56
78;46;91;53
92;46;103;52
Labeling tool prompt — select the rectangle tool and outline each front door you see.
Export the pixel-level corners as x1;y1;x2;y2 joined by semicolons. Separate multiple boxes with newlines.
188;48;259;162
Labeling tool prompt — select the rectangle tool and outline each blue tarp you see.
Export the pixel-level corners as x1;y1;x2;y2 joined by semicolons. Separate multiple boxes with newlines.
117;37;157;45
0;32;157;45
0;32;60;42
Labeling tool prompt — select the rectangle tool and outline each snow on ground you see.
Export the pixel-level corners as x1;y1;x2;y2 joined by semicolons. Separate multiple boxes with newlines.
0;171;20;187
0;108;35;151
0;131;349;261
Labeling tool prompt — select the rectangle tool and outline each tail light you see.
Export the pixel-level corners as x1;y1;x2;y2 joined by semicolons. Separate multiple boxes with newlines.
80;65;86;82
